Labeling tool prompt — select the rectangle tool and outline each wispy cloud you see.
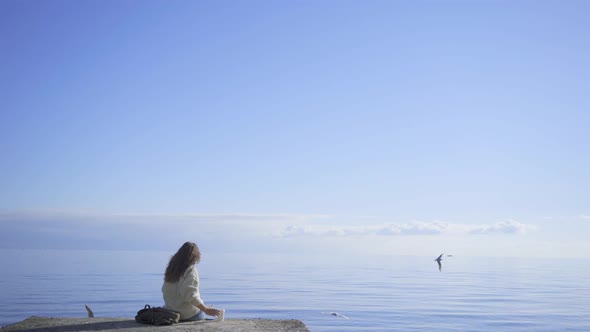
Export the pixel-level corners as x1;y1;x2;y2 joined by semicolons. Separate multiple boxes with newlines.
0;209;537;251
467;219;536;235
0;209;332;251
0;210;330;224
0;210;537;238
277;220;536;238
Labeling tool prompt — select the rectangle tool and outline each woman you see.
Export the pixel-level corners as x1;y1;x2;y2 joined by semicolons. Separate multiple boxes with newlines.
162;242;221;320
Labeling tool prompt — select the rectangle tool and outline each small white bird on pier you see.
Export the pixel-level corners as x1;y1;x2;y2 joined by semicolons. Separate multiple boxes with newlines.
85;304;94;318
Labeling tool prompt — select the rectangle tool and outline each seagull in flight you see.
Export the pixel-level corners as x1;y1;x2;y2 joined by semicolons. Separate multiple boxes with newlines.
435;253;443;272
322;312;350;320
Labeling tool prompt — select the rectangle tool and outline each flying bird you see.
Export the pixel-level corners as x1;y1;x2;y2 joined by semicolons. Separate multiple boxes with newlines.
322;312;350;320
435;253;443;272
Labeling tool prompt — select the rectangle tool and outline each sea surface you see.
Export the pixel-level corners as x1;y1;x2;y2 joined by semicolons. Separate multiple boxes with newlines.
1;249;589;331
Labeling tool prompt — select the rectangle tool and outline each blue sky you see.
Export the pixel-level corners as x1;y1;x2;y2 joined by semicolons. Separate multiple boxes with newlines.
1;1;589;257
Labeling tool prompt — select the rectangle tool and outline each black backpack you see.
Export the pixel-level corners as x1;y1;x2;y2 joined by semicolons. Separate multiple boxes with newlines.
135;304;181;326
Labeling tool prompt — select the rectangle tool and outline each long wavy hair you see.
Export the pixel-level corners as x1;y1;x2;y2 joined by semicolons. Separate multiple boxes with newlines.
164;242;201;283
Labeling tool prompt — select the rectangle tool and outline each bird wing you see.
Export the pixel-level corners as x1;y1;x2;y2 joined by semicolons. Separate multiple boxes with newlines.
437;260;442;271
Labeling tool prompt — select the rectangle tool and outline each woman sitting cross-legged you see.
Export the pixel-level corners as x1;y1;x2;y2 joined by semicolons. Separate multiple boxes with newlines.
162;241;221;321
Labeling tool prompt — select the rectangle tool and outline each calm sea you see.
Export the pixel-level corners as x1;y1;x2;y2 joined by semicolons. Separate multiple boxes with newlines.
1;249;589;331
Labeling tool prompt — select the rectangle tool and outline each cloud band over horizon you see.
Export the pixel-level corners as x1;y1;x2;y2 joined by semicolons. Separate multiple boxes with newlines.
277;220;536;238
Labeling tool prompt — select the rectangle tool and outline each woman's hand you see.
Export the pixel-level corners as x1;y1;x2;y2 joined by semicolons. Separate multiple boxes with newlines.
198;303;221;317
203;306;222;317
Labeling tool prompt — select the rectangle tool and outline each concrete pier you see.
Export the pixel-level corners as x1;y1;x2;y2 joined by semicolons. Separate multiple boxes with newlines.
1;316;310;332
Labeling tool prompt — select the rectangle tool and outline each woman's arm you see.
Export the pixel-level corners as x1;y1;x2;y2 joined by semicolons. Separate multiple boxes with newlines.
180;268;204;306
182;268;221;317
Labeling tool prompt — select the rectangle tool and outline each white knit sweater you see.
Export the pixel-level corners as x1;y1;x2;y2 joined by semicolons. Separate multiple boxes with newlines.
161;265;204;320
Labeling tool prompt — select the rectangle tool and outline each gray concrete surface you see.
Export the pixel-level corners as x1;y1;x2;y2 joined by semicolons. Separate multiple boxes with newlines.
1;316;310;332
